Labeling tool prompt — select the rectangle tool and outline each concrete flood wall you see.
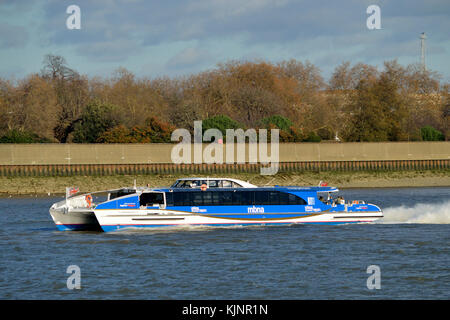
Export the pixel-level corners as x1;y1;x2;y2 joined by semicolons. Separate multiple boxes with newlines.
0;142;449;176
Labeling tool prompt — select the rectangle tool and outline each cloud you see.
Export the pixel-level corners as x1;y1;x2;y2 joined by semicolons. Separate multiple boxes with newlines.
37;1;450;49
75;39;143;62
165;47;211;70
1;0;449;80
0;23;29;48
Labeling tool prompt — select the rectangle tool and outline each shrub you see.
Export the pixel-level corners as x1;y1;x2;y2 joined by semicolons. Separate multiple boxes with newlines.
260;115;293;132
202;115;244;136
420;126;444;141
303;131;322;142
0;129;51;143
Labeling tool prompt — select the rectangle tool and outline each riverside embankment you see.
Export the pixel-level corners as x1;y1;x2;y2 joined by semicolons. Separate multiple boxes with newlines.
0;142;449;195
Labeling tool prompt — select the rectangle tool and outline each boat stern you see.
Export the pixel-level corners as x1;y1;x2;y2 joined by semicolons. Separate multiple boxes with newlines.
49;200;101;231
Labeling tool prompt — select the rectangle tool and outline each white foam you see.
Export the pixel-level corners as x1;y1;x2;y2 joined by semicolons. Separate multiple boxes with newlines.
379;200;450;224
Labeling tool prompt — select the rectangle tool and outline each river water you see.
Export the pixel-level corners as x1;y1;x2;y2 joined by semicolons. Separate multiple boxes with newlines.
0;187;449;299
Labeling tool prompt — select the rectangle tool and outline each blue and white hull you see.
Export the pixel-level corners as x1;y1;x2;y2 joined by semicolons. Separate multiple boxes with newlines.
94;207;383;232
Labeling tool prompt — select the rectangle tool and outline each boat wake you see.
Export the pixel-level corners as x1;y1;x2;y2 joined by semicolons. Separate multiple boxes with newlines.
379;200;450;224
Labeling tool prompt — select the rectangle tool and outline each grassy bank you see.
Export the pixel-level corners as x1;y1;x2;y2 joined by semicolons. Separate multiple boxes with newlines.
0;169;449;196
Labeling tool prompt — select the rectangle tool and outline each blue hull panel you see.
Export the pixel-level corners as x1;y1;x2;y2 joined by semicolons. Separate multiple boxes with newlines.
55;224;100;231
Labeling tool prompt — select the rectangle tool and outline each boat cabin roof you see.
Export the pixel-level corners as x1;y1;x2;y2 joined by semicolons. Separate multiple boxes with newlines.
170;177;257;188
150;185;339;193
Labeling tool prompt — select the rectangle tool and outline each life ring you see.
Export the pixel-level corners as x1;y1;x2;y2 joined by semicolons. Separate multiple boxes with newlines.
85;194;93;207
201;184;207;191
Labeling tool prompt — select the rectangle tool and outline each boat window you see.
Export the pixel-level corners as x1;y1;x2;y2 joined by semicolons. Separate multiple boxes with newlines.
109;189;136;200
222;180;232;188
212;191;221;204
172;180;187;188
240;191;253;205
232;190;253;205
269;191;279;204
168;190;307;206
220;191;233;205
208;180;219;188
188;180;198;188
165;192;174;206
171;181;180;188
232;182;243;187
173;192;190;206
175;180;197;188
174;180;185;188
254;191;270;205
279;192;290;205
203;191;213;205
192;192;203;206
140;192;164;207
288;193;307;205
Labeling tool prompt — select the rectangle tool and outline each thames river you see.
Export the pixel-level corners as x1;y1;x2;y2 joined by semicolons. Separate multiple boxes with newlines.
0;187;449;299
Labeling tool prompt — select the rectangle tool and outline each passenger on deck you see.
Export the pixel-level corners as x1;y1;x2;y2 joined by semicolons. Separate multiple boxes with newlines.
336;196;345;205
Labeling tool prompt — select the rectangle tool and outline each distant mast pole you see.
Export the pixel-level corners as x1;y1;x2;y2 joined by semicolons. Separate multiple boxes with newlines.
420;32;426;71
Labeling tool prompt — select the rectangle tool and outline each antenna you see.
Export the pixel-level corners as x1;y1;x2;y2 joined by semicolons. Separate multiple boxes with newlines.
420;32;426;71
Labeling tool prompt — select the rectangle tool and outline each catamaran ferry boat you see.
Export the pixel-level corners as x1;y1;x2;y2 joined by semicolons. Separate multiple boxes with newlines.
49;178;257;231
93;185;383;232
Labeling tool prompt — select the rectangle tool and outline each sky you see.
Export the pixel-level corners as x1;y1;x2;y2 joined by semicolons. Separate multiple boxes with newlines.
1;0;449;82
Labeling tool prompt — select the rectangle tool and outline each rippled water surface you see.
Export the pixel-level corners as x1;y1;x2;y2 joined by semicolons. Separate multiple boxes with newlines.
1;187;449;299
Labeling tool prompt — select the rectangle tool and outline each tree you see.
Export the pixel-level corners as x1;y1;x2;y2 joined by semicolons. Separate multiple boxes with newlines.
97;117;174;143
96;125;134;143
17;74;59;141
260;115;293;131
259;115;304;142
1;54;448;144
72;102;120;143
329;61;378;91
343;78;390;141
40;54;89;142
343;61;410;141
277;59;325;99
131;117;174;143
210;61;303;127
41;54;78;81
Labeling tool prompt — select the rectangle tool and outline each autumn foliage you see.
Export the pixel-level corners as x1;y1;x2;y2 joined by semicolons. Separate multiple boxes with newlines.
0;54;448;143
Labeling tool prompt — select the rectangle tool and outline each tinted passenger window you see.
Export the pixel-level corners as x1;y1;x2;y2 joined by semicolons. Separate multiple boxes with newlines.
173;192;190;206
165;192;173;206
169;190;307;206
140;193;164;206
220;191;233;205
254;191;269;205
203;191;212;205
288;193;307;205
192;192;203;206
232;191;253;205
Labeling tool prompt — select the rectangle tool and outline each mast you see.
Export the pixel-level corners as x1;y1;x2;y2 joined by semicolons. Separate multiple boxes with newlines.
420;32;426;71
